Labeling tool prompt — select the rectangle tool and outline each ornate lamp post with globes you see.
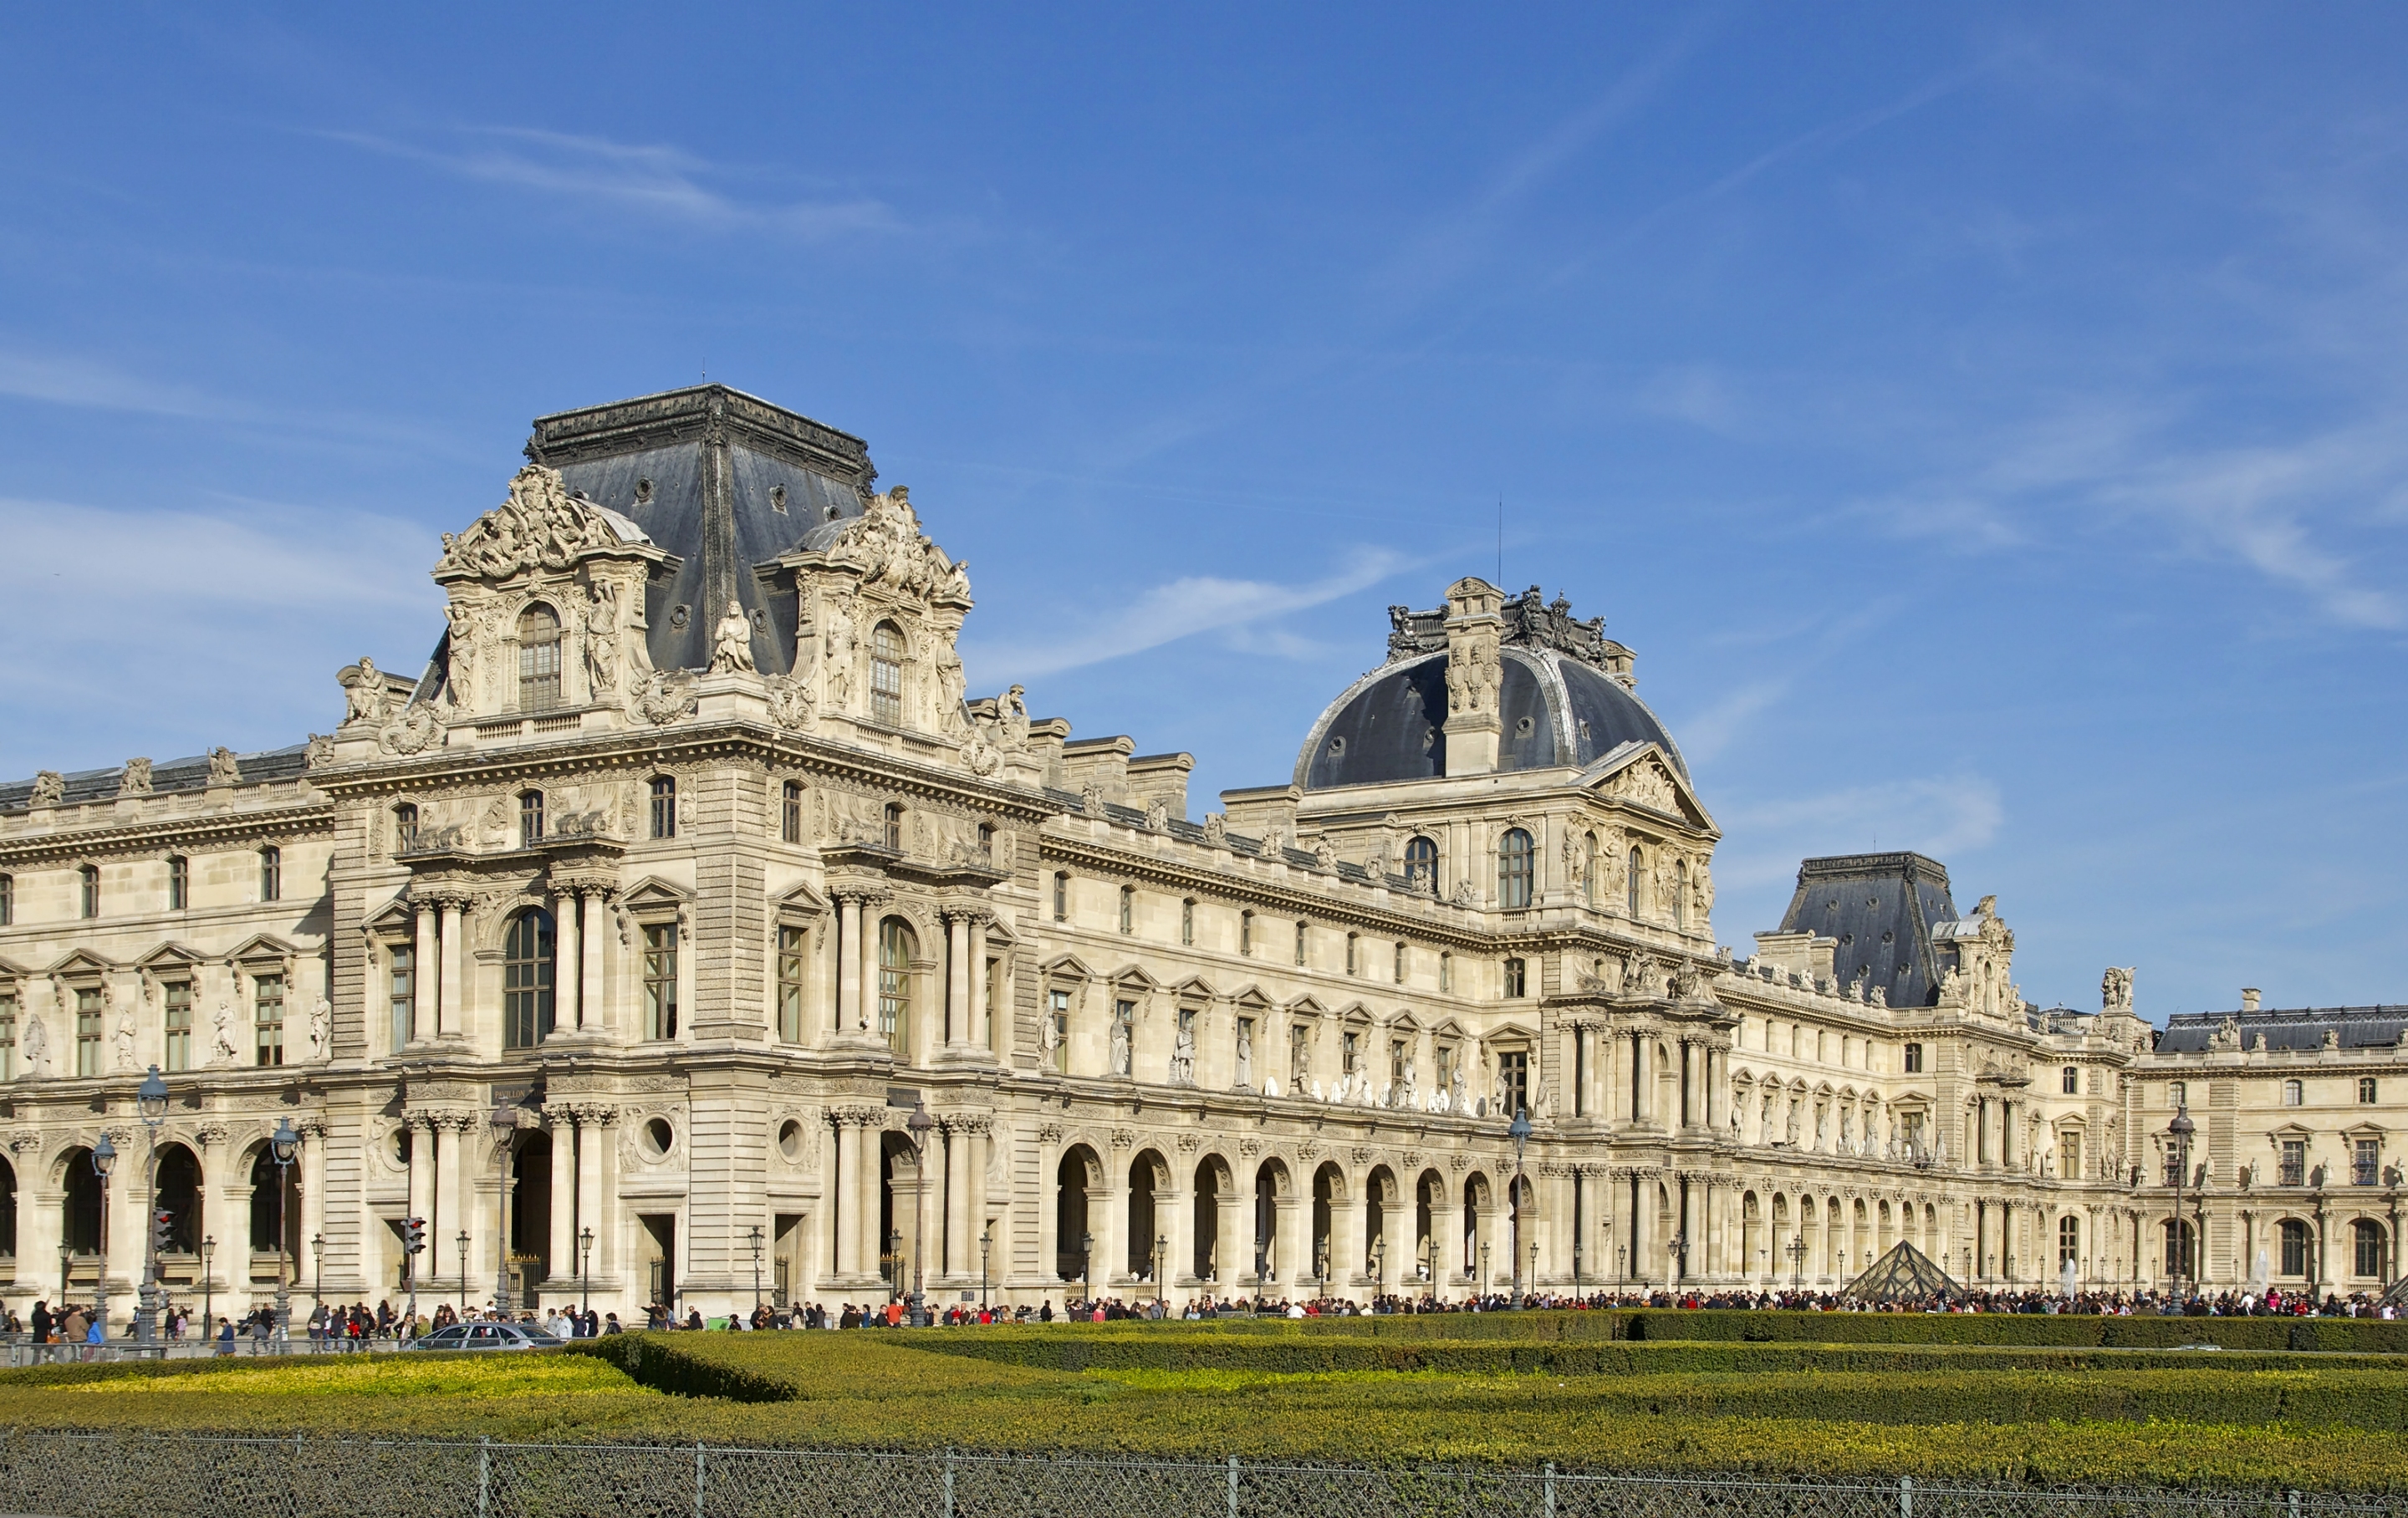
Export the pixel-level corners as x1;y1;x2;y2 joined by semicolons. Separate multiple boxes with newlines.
268;1117;300;1346
90;1135;117;1339
905;1101;935;1326
135;1066;170;1345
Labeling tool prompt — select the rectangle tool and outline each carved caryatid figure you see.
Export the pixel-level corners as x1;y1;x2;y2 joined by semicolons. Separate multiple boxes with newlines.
1110;1016;1132;1078
18;1013;46;1077
709;600;757;674
584;582;624;695
444;602;480;708
1234;1021;1252;1089
339;658;389;726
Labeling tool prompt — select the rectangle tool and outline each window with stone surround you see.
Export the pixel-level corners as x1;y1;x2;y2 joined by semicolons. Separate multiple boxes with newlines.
164;979;193;1072
253;974;284;1067
1497;828;1533;909
777;926;807;1043
871;622;905;726
517;603;563;711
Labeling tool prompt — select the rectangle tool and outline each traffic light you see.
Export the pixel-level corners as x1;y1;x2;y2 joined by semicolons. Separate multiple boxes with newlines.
405;1216;427;1255
150;1209;173;1256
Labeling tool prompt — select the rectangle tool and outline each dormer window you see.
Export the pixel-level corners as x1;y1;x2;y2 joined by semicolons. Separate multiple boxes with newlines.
870;622;905;726
518;603;563;711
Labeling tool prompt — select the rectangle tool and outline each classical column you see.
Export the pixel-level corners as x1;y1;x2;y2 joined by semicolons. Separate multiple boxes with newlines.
1631;1032;1649;1125
553;887;582;1032
581;891;609;1037
412;904;438;1042
437;897;467;1042
944;913;971;1047
1433;1191;1464;1296
1096;1165;1128;1290
834;895;864;1037
863;1122;890;1283
833;1115;861;1280
1212;1179;1243;1289
1272;1193;1305;1296
1160;1182;1191;1296
1630;1171;1651;1288
967;917;992;1055
963;1122;989;1284
941;1124;970;1280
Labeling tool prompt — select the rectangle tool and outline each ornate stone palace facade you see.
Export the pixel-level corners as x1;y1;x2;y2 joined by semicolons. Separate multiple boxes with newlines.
0;385;2400;1322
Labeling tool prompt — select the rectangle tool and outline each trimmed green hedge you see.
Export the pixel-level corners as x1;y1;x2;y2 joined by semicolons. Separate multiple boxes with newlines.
1614;1309;2408;1352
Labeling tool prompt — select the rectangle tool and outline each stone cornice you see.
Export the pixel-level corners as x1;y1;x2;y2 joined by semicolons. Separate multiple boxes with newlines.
0;800;333;867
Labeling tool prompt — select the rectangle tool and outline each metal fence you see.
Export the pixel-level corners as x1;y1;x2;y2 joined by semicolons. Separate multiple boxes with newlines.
2;1337;405;1368
0;1430;2399;1518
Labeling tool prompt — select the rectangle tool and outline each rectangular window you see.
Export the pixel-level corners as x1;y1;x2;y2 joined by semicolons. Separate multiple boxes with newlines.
1341;1030;1360;1077
0;987;13;1080
1289;1023;1310;1088
2281;1222;2309;1277
1054;874;1069;922
167;856;188;911
643;925;679;1040
164;980;193;1072
1497;1050;1529;1119
1502;957;1527;998
2170;1081;2187;1109
650;777;676;840
75;987;102;1077
2356;1138;2381;1187
777;925;806;1042
1294;921;1308;967
1394;942;1406;985
0;873;11;925
253;974;285;1067
1048;989;1071;1074
2359;1223;2384;1279
1435;1043;1454;1095
259;847;281;903
1389;1037;1406;1085
79;865;99;919
2062;1065;2079;1095
782;782;804;845
2362;1077;2380;1105
520;792;544;847
1181;899;1194;947
1239;910;1252;955
2280;1138;2307;1188
2059;1132;2082;1181
388;947;414;1052
985;957;1002;1052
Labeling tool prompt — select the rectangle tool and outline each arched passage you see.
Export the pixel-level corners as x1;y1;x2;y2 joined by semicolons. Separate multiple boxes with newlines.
1252;1159;1289;1282
1056;1144;1101;1282
0;1154;15;1263
60;1147;101;1258
154;1142;202;1257
1415;1169;1446;1286
1128;1150;1166;1280
1364;1164;1397;1282
1192;1157;1227;1281
1311;1163;1344;1292
1462;1171;1493;1283
509;1130;554;1305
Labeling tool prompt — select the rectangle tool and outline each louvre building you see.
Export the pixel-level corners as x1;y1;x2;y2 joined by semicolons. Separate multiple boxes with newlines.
0;385;2400;1322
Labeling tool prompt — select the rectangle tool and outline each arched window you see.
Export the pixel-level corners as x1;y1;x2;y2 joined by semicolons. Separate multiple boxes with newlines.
1672;859;1687;929
2280;1218;2310;1277
2058;1215;2079;1268
518;789;544;848
649;776;676;839
503;909;556;1050
870;622;905;726
166;854;188;911
877;917;915;1057
884;802;905;852
518;603;563;711
1582;833;1599;907
259;846;281;903
1626;847;1644;918
1403;836;1439;895
2355;1219;2385;1278
393;803;419;853
1497;828;1533;909
781;782;804;845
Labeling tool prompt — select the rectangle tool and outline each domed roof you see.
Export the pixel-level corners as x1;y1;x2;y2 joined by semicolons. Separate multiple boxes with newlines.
1295;644;1687;791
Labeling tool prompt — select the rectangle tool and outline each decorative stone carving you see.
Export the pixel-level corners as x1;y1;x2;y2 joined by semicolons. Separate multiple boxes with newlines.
1615;760;1677;813
1201;812;1228;849
2101;966;2135;1013
436;465;638;581
1081;780;1108;819
309;997;334;1062
119;757;152;797
1234;1020;1252;1089
339;660;390;727
962;734;998;776
1312;836;1338;872
708;600;758;674
1450;879;1478;907
112;1009;136;1072
632;670;697;726
1110;1015;1132;1077
304;734;334;769
210;1000;239;1067
1169;1022;1196;1086
378;706;443;756
1145;799;1170;834
765;672;816;730
207;746;241;787
29;771;64;806
17;1013;47;1077
998;685;1029;750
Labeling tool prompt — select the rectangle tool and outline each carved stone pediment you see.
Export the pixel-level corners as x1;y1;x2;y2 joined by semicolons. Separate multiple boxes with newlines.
434;466;656;584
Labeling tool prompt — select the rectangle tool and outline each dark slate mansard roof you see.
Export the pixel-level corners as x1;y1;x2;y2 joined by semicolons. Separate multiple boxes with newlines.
1295;586;1686;791
1777;853;1962;1010
513;384;877;680
2157;1004;2408;1054
0;745;316;812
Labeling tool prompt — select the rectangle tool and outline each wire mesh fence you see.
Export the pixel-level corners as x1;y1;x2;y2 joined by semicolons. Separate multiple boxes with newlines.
0;1430;2402;1518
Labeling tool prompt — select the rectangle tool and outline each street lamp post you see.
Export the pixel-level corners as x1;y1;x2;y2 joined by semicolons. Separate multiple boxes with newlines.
905;1102;935;1326
1155;1232;1169;1310
885;1228;903;1306
311;1233;326;1312
1508;1108;1533;1299
1572;1235;1582;1302
1788;1232;1808;1291
1080;1230;1094;1307
579;1226;594;1317
1618;1244;1627;1288
91;1135;117;1340
199;1235;216;1342
979;1225;992;1312
747;1225;765;1314
1528;1239;1539;1301
489;1107;519;1315
456;1231;470;1314
1479;1240;1490;1299
268;1118;300;1347
1424;1235;1441;1302
2167;1104;2197;1299
136;1066;169;1346
1669;1230;1690;1291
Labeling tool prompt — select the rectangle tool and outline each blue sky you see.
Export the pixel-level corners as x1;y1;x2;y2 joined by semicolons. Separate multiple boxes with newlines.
3;6;2403;1021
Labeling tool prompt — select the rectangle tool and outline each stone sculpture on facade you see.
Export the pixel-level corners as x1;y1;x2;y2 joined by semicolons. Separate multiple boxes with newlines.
207;746;241;786
339;660;389;726
119;758;152;797
1169;1022;1196;1086
709;601;757;674
17;1014;46;1077
29;771;63;806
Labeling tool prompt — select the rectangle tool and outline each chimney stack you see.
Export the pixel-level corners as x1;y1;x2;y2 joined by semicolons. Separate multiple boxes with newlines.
2242;987;2262;1013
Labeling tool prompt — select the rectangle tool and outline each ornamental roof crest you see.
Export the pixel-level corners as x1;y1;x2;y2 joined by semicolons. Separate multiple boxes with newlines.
433;465;655;583
819;487;972;608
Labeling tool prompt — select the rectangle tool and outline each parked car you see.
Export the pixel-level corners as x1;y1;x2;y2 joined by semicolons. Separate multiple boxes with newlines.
402;1323;567;1352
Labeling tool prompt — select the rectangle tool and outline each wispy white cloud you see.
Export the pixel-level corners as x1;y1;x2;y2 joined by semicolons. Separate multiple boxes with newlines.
1670;680;1789;766
0;350;247;420
0;494;442;776
1713;772;2005;893
964;549;1411;680
320;126;900;240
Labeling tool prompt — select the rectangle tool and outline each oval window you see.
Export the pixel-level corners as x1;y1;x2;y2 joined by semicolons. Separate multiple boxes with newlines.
644;1117;674;1158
